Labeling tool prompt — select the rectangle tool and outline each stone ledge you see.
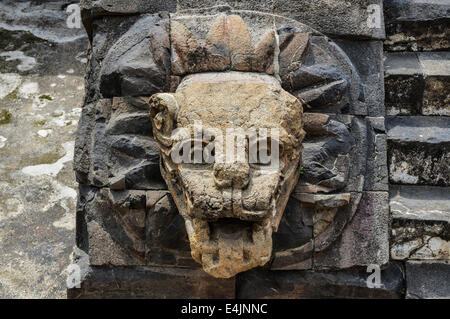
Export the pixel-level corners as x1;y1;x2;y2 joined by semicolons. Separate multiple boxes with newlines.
68;259;235;298
405;261;450;299
236;263;405;299
384;0;450;51
385;52;450;116
390;185;450;223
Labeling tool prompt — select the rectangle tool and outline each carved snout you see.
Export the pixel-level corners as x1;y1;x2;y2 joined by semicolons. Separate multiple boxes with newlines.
213;162;250;189
148;93;179;147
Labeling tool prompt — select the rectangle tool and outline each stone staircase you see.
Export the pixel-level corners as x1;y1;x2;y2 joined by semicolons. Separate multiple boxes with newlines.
384;0;450;299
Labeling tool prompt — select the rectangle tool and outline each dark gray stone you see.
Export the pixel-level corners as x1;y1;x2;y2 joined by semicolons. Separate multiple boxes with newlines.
335;40;385;116
98;14;171;98
387;116;450;186
80;0;177;39
385;52;424;115
76;186;147;266
365;117;388;191
146;191;198;268
68;263;235;298
390;185;450;223
237;263;405;299
74;98;166;189
314;192;389;270
273;0;385;40
405;261;450;299
385;52;449;116
384;0;450;51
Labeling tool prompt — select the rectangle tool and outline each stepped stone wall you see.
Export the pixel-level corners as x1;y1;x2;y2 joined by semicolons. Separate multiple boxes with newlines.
68;0;449;298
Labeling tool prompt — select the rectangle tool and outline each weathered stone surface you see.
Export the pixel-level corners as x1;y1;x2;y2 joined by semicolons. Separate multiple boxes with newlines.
68;249;235;298
334;40;385;116
76;186;147;266
365;117;388;191
271;197;313;270
279;33;365;115
418;52;450;116
391;219;449;260
387;116;450;186
405;261;450;299
170;12;275;75
149;72;305;278
390;185;450;261
390;185;450;223
314;192;389;270
273;0;385;40
300;114;387;192
74;97;165;189
80;0;177;39
98;14;171;98
385;52;450;116
384;0;450;51
146;191;198;268
237;263;405;299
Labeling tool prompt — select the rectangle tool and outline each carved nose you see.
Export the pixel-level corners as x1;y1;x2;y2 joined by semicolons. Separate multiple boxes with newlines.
213;162;249;189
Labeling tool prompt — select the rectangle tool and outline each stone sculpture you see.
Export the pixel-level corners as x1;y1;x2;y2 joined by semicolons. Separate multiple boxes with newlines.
71;3;391;298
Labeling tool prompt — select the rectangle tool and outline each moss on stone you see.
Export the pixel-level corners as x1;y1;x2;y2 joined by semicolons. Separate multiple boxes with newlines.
33;120;47;126
0;110;12;125
39;94;53;102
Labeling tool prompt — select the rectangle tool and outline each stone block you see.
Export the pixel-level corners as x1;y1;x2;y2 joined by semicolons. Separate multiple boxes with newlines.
390;185;450;261
387;116;450;186
405;261;450;299
145;191;198;268
384;0;450;51
76;186;147;266
334;40;385;116
237;263;404;299
314;192;389;270
385;52;450;116
68;248;235;298
273;0;385;40
74;97;166;189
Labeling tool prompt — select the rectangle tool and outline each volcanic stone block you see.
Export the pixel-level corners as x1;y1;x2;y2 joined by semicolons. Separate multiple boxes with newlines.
76;186;147;266
273;0;385;40
418;52;450;116
387;116;450;186
146;191;198;268
405;261;450;299
390;185;450;261
74;98;165;189
334;40;385;116
80;0;177;38
237;263;405;299
314;192;390;270
385;52;450;116
99;14;171;98
384;0;450;51
384;52;424;115
68;249;235;299
365;117;388;191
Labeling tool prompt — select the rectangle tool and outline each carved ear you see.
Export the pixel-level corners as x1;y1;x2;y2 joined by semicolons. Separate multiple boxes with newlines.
148;93;179;147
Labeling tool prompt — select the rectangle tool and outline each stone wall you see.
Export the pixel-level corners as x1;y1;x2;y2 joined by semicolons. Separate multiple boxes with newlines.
68;0;449;299
384;0;450;299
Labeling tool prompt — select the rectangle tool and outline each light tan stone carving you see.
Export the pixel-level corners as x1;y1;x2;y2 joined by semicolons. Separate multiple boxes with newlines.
149;72;305;278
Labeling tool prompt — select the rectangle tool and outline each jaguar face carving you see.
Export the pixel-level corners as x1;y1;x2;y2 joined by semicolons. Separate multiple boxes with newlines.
149;72;305;278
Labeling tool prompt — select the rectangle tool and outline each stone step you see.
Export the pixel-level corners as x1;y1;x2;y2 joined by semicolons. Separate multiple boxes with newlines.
390;185;450;261
386;116;450;186
384;0;450;51
385;52;450;116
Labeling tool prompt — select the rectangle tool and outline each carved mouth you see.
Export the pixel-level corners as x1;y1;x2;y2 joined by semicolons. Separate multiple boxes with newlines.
209;218;255;242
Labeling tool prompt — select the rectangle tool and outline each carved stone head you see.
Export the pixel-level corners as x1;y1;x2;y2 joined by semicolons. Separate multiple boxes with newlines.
149;72;305;278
